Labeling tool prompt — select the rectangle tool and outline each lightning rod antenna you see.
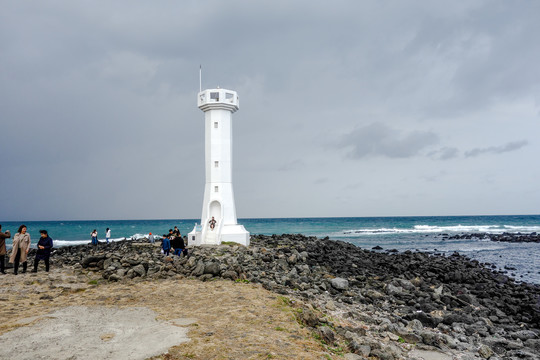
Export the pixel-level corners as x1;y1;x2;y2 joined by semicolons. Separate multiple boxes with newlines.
199;65;202;92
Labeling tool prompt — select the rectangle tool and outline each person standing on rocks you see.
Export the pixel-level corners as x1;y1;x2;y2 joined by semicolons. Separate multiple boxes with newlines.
9;224;31;275
170;235;179;256
173;226;180;237
0;224;11;274
32;230;53;273
91;229;98;246
105;228;111;244
181;235;188;257
172;235;185;257
148;232;155;244
161;235;171;256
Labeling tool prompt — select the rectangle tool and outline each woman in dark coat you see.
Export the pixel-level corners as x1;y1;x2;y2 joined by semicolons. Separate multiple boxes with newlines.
32;230;53;272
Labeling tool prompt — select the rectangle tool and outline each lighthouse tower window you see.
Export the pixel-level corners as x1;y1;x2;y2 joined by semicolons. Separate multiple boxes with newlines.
214;122;218;128
210;92;219;101
214;186;219;192
214;161;219;168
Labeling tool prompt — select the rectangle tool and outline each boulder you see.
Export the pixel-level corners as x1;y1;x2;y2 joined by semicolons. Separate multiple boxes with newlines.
191;262;205;276
108;274;122;281
386;283;403;295
199;274;213;281
299;308;319;327
478;344;494;359
132;264;146;277
81;255;105;268
330;277;349;290
222;270;238;280
317;326;335;344
348;340;371;357
204;262;221;276
510;330;538;341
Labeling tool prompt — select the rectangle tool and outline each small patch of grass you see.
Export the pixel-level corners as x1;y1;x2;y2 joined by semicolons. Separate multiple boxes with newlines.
221;241;243;246
274;326;287;332
88;280;98;285
273;296;302;325
235;279;250;283
276;296;291;306
319;321;336;331
327;345;344;355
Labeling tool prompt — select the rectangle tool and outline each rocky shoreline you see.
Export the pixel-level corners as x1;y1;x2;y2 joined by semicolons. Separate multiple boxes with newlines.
5;234;540;359
441;232;540;243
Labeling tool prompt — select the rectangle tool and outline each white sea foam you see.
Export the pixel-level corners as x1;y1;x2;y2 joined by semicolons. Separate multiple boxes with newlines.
340;224;540;236
456;246;508;252
51;234;157;248
50;233;165;248
503;225;540;231
53;237;127;247
53;240;90;247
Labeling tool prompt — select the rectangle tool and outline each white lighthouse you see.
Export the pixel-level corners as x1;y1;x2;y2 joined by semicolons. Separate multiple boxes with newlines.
188;87;250;246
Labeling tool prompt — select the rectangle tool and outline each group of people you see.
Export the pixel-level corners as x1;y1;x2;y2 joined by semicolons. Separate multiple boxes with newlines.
90;227;111;245
160;226;188;257
0;223;190;276
0;224;53;275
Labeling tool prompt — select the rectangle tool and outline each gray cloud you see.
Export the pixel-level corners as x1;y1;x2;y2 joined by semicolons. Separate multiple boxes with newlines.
337;123;439;159
1;1;539;220
465;140;528;158
428;147;460;160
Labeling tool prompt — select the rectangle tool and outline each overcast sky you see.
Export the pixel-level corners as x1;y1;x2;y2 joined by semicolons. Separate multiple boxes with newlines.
1;1;539;221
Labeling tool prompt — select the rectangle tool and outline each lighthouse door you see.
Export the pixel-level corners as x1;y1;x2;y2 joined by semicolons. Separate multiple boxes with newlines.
209;201;222;225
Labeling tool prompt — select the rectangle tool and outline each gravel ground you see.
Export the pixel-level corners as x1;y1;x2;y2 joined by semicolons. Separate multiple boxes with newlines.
0;306;192;360
0;268;332;359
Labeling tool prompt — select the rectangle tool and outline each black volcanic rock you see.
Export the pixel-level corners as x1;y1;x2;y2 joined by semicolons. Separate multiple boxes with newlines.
31;234;540;359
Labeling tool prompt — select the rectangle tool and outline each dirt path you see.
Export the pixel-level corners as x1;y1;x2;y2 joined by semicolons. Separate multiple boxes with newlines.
0;269;334;359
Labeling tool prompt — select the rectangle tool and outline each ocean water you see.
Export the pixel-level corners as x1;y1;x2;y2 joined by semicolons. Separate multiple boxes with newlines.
1;215;539;284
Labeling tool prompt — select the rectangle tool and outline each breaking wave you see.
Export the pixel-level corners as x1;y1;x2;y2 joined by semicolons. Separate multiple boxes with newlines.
340;224;540;236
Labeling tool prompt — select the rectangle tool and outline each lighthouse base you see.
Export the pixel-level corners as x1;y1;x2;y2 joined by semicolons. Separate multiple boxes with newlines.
188;224;250;247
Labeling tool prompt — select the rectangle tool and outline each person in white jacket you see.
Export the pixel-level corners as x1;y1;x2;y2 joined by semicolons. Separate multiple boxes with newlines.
105;228;111;244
